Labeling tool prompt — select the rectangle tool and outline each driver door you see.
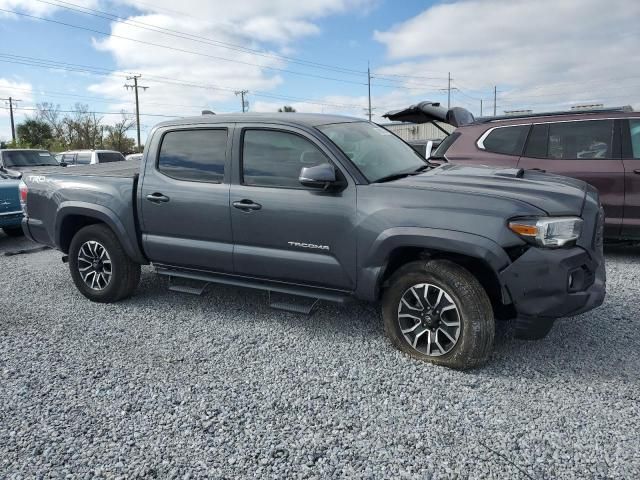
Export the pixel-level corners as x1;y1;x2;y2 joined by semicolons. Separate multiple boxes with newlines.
229;125;357;290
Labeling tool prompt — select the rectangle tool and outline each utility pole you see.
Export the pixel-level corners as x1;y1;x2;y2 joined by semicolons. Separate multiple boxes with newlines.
480;99;483;117
1;97;19;143
447;72;451;109
235;90;248;113
367;61;372;122
124;75;148;151
493;86;497;116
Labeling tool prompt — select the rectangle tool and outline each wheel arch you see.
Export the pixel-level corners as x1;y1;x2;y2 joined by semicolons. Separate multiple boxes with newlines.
55;203;147;264
357;227;513;311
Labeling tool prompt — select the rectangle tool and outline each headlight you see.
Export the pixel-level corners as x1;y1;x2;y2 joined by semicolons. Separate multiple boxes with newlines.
508;216;583;248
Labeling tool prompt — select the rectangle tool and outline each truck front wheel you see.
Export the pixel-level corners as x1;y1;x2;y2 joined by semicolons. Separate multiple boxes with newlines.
382;260;494;369
68;224;141;303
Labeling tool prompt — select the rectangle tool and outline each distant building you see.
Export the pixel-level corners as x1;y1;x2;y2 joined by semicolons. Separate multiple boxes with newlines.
379;121;454;141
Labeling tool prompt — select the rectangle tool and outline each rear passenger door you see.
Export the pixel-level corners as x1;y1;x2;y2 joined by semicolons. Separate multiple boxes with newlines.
229;125;357;290
518;119;624;237
621;119;640;239
139;125;234;272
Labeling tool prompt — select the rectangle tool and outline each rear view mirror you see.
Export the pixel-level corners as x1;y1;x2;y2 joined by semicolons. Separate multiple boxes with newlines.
299;163;342;190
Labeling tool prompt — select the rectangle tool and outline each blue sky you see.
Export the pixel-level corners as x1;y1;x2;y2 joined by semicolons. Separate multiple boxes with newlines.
1;0;639;142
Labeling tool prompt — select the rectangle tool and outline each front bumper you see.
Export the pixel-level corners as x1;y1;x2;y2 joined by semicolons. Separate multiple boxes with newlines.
500;246;605;319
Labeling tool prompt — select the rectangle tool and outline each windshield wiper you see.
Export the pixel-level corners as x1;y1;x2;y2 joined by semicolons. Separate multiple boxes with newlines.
373;172;413;183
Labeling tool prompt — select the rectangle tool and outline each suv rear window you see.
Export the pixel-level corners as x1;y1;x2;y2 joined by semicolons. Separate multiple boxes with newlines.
98;152;124;163
158;129;227;183
480;125;530;155
547;120;613;159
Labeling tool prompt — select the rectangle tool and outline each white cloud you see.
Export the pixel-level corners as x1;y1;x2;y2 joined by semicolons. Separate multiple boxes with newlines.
0;0;98;16
374;0;640;114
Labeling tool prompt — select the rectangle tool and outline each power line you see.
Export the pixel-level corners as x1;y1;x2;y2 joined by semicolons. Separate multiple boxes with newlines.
0;53;366;110
0;8;369;86
3;105;176;118
35;0;367;77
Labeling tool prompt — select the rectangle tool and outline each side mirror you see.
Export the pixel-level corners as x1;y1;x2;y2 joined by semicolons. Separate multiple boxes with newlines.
59;162;68;167
299;163;342;190
424;140;434;159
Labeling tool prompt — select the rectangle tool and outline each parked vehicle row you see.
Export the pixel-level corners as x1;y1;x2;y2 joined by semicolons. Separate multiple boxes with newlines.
385;102;640;240
20;112;605;369
55;149;125;166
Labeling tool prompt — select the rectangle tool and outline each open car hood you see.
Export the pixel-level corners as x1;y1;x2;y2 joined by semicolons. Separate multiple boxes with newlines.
383;101;475;127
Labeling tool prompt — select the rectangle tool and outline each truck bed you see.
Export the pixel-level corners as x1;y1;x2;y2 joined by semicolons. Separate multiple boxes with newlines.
24;159;141;178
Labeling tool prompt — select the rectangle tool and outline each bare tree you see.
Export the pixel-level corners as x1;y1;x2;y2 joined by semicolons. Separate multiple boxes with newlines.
104;111;136;153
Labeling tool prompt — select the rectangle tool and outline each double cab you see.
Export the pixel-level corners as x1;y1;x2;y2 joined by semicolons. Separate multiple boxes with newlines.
20;113;605;369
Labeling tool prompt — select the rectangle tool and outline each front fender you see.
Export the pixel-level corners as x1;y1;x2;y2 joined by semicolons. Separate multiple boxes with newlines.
55;202;147;264
355;227;511;301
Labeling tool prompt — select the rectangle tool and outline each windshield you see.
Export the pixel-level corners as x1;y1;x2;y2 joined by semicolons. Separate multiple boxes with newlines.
2;150;57;167
317;122;426;182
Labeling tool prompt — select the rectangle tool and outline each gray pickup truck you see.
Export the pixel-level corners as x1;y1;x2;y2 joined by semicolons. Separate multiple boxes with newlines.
20;113;605;369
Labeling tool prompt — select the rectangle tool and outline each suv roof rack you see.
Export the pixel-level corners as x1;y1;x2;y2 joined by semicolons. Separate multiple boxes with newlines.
476;106;634;123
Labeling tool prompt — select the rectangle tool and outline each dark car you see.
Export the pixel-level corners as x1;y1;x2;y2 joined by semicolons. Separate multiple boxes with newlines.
20;113;605;369
0;149;60;172
385;102;640;240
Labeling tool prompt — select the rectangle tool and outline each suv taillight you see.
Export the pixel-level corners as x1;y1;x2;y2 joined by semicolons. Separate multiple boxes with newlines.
19;180;28;214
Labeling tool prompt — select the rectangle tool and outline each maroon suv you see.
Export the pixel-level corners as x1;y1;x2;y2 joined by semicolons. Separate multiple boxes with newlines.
385;102;640;240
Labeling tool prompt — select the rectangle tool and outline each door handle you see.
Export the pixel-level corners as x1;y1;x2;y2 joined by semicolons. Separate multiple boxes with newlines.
146;193;170;203
634;169;640;175
232;199;262;211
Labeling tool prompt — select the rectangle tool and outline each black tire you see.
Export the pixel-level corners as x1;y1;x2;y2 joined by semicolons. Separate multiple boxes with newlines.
2;226;24;237
382;259;494;370
68;224;141;303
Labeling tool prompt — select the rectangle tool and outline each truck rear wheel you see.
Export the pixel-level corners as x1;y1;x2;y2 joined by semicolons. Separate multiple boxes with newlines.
2;226;24;237
382;260;494;369
68;224;141;303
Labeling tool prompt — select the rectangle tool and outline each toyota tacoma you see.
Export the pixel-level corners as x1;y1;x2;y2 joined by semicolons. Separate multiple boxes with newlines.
19;113;606;369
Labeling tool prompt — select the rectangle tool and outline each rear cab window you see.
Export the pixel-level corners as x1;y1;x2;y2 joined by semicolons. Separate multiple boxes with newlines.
157;129;227;183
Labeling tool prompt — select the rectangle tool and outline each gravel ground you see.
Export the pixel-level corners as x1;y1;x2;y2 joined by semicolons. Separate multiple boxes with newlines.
0;232;639;479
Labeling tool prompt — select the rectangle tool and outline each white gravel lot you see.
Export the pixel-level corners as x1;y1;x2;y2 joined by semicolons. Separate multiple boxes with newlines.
0;232;639;479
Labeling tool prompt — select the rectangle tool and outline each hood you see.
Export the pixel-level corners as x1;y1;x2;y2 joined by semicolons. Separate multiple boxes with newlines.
387;164;587;216
0;178;21;214
383;101;475;127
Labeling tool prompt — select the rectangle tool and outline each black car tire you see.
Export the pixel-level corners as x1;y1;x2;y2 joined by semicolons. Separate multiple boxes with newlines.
382;260;494;370
2;226;24;237
68;224;141;303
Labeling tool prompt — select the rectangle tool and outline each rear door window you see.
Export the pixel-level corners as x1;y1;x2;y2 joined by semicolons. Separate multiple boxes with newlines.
62;153;76;165
158;129;227;183
98;152;125;163
480;125;530;155
547;120;613;159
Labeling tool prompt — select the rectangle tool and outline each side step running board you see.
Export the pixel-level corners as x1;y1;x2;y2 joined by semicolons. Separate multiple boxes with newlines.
168;276;209;295
268;291;319;315
156;265;352;306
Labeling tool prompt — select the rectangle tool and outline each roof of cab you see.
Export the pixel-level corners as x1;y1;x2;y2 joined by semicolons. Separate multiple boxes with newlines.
153;112;364;129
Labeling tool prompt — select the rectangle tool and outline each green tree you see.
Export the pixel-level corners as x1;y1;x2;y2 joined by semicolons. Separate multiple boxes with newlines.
16;119;53;148
278;105;296;112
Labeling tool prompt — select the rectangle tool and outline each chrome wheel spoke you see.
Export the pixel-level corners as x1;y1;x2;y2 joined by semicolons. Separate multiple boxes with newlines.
77;240;112;291
397;282;461;357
